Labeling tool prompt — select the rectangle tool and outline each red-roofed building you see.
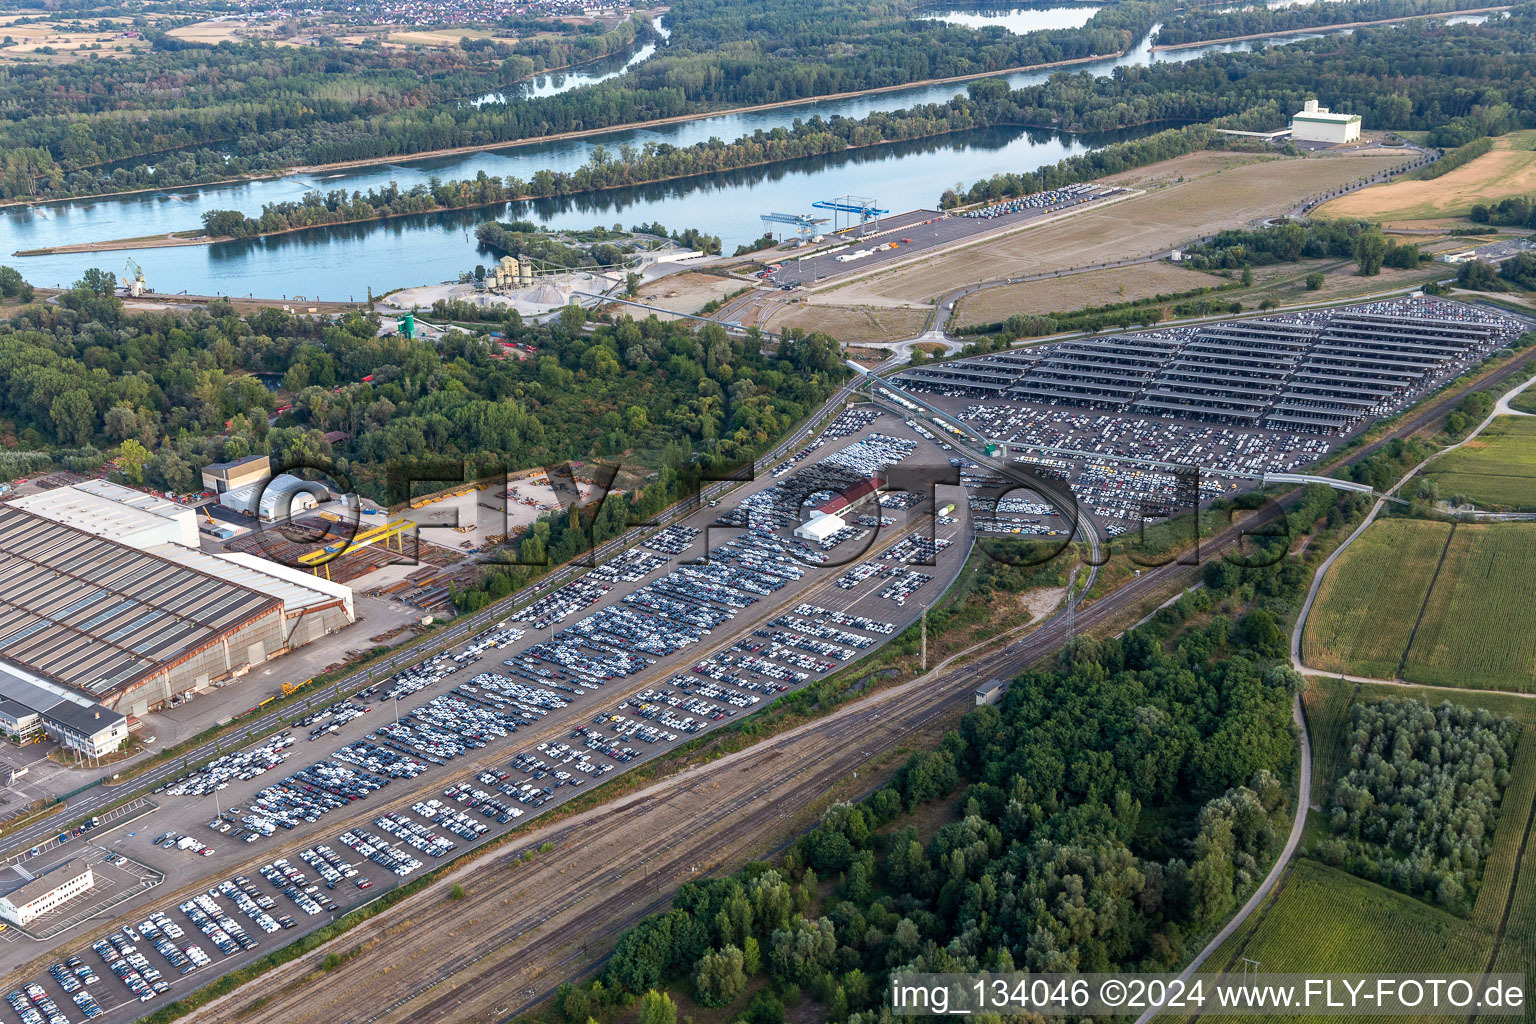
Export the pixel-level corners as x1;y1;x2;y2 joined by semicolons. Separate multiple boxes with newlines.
816;476;884;517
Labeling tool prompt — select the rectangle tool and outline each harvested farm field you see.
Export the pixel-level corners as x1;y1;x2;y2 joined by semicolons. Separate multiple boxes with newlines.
763;301;930;342
952;262;1229;327
830;149;1414;306
1314;131;1536;223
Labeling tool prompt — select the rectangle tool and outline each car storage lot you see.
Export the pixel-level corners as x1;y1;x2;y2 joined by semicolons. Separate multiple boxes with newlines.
0;412;971;1024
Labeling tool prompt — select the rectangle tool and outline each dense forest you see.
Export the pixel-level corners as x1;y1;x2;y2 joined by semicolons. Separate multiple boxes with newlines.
1314;699;1519;911
0;0;1171;199
1153;0;1499;46
3;4;1535;204
0;268;848;506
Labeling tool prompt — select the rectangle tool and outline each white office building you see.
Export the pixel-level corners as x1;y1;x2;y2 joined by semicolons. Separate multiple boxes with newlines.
0;859;95;927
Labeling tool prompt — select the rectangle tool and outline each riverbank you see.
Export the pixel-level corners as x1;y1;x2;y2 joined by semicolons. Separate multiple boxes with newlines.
0;48;1119;212
12;115;1138;255
1149;4;1510;49
289;50;1120;175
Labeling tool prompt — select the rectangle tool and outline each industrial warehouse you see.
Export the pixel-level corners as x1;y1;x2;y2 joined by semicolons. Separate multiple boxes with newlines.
0;480;356;721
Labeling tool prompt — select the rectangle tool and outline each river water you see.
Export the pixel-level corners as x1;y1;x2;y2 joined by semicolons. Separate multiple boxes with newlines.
2;14;1358;298
918;4;1101;33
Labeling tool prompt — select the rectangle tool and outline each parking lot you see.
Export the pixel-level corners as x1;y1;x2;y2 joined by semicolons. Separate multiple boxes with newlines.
4;850;162;944
891;298;1532;534
0;408;973;1023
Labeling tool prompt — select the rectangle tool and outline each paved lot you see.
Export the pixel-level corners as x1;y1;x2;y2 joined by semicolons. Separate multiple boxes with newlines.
767;186;1124;288
0;407;974;1023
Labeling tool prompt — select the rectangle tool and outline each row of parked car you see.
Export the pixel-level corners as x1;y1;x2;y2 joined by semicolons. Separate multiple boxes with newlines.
157;737;294;797
337;827;423;877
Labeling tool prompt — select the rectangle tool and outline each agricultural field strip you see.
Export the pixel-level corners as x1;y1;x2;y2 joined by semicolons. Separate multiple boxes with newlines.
1301;520;1450;678
1423;416;1536;508
1471;729;1536;931
1401;524;1536;692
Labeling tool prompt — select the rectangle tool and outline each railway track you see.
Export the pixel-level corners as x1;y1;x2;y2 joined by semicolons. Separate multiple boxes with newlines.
185;623;976;1024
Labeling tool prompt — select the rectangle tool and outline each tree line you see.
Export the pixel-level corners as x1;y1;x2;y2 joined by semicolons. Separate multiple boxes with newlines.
1153;0;1501;46
1182;220;1424;276
0;266;847;517
576;620;1300;1022
8;3;1536;204
1470;192;1536;228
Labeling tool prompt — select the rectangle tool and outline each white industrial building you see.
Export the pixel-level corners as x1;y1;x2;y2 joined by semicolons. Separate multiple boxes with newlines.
0;657;130;758
1291;100;1361;144
10;479;198;548
201;454;271;495
0;859;95;927
219;473;325;522
793;511;847;544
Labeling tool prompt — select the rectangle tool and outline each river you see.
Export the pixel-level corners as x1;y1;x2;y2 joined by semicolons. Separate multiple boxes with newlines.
1;15;1360;299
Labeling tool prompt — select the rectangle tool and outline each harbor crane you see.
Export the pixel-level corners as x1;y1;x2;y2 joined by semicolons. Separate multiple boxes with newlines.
122;258;147;297
758;211;829;242
811;195;889;233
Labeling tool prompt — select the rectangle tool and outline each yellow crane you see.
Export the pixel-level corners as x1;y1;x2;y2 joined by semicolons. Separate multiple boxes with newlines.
297;518;412;578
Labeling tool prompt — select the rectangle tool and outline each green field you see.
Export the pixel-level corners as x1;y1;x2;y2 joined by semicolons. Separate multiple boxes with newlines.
1194;860;1490;996
1304;520;1536;692
1508;389;1536;414
1301;519;1451;678
1301;675;1358;800
1402;524;1536;691
1424;416;1536;510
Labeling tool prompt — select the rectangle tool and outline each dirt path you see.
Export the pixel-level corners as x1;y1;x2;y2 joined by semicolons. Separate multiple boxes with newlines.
12;232;223;257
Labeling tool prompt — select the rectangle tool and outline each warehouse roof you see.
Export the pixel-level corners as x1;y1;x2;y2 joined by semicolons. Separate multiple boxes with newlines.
0;506;280;698
9;480;195;545
147;545;354;621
